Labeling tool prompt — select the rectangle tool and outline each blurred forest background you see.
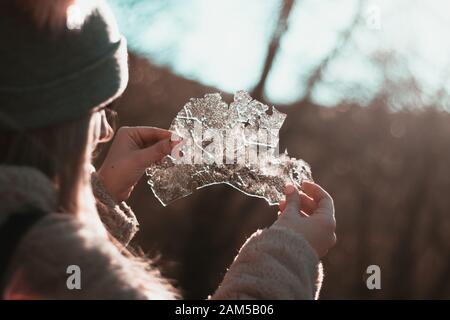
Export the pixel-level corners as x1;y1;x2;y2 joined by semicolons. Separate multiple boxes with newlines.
97;0;450;299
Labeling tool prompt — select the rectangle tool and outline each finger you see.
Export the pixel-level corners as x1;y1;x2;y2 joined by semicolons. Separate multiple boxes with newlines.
278;199;286;212
135;138;173;166
284;184;300;215
279;193;315;214
122;126;172;147
299;192;317;215
302;181;334;216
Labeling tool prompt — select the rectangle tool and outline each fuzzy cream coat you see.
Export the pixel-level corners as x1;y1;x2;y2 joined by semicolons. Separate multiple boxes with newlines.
0;165;323;299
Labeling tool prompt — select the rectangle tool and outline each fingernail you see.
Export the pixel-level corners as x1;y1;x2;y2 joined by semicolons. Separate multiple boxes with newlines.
170;139;182;148
284;184;295;195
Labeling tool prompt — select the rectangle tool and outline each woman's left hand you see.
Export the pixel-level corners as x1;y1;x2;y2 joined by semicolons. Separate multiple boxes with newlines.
97;126;179;202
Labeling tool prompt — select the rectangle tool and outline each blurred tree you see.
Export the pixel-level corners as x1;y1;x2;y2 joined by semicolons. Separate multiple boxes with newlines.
99;0;450;300
301;0;366;103
252;0;295;100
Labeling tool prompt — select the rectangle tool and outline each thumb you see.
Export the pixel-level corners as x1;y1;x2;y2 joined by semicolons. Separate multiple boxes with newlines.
135;138;174;166
284;184;300;215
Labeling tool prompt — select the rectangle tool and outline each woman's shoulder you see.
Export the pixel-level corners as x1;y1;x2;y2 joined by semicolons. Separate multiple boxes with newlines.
9;210;178;299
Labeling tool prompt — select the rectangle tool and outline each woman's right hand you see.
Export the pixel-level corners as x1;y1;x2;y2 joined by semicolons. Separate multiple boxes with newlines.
97;126;180;202
276;181;336;258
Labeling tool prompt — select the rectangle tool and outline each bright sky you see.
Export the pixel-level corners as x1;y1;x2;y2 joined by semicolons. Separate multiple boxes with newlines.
109;0;450;109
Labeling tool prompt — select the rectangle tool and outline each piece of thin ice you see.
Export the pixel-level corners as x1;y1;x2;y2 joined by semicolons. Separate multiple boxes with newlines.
146;91;313;206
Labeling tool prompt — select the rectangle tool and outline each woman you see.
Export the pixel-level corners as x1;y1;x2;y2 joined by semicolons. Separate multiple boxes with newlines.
0;0;336;299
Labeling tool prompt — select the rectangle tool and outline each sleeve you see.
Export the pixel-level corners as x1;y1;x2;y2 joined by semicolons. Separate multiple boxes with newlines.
6;213;179;300
211;222;324;300
90;172;139;246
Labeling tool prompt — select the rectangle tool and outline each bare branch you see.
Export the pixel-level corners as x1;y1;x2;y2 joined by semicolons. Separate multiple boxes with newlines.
301;0;366;103
252;0;296;101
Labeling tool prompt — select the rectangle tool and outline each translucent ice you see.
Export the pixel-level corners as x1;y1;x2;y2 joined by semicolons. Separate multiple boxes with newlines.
146;91;313;206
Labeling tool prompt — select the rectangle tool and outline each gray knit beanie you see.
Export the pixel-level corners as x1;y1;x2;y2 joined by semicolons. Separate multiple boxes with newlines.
0;0;129;130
